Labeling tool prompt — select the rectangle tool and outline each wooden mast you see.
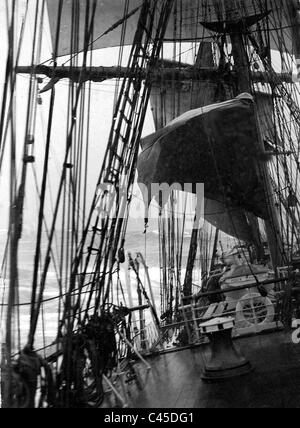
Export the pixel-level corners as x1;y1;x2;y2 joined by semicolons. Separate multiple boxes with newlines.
222;0;285;268
3;0;18;408
183;42;215;297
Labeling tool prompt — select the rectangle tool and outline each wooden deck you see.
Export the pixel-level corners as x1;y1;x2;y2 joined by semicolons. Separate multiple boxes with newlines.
128;330;300;408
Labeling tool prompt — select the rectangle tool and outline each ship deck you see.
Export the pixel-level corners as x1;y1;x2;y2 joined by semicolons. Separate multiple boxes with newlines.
128;330;300;408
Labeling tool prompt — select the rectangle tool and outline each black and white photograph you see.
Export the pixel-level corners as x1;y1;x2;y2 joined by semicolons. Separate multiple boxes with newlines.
1;0;300;411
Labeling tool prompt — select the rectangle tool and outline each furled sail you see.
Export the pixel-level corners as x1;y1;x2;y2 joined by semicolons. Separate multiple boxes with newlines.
138;93;270;241
46;0;299;57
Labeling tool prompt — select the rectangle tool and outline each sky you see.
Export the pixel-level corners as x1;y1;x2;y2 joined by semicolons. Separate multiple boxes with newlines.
0;0;159;233
1;0;299;236
0;0;203;239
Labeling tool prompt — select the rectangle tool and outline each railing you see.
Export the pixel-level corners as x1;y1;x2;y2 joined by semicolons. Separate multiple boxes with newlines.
179;290;281;342
128;272;300;354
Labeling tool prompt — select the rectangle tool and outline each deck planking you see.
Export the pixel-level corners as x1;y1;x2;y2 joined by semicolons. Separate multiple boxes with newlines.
128;330;300;408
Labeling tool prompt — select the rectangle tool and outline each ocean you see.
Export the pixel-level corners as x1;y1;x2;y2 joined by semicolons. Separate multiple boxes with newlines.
0;222;237;354
0;229;196;352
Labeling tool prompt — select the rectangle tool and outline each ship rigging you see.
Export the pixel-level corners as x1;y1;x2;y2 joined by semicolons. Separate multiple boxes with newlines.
1;0;300;408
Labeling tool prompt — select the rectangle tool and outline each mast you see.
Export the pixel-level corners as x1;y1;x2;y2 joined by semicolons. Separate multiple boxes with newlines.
183;220;199;296
210;228;220;272
3;0;18;408
183;43;214;297
222;0;285;268
134;258;146;351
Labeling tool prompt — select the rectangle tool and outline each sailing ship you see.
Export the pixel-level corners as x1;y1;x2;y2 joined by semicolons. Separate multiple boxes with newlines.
1;0;300;408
